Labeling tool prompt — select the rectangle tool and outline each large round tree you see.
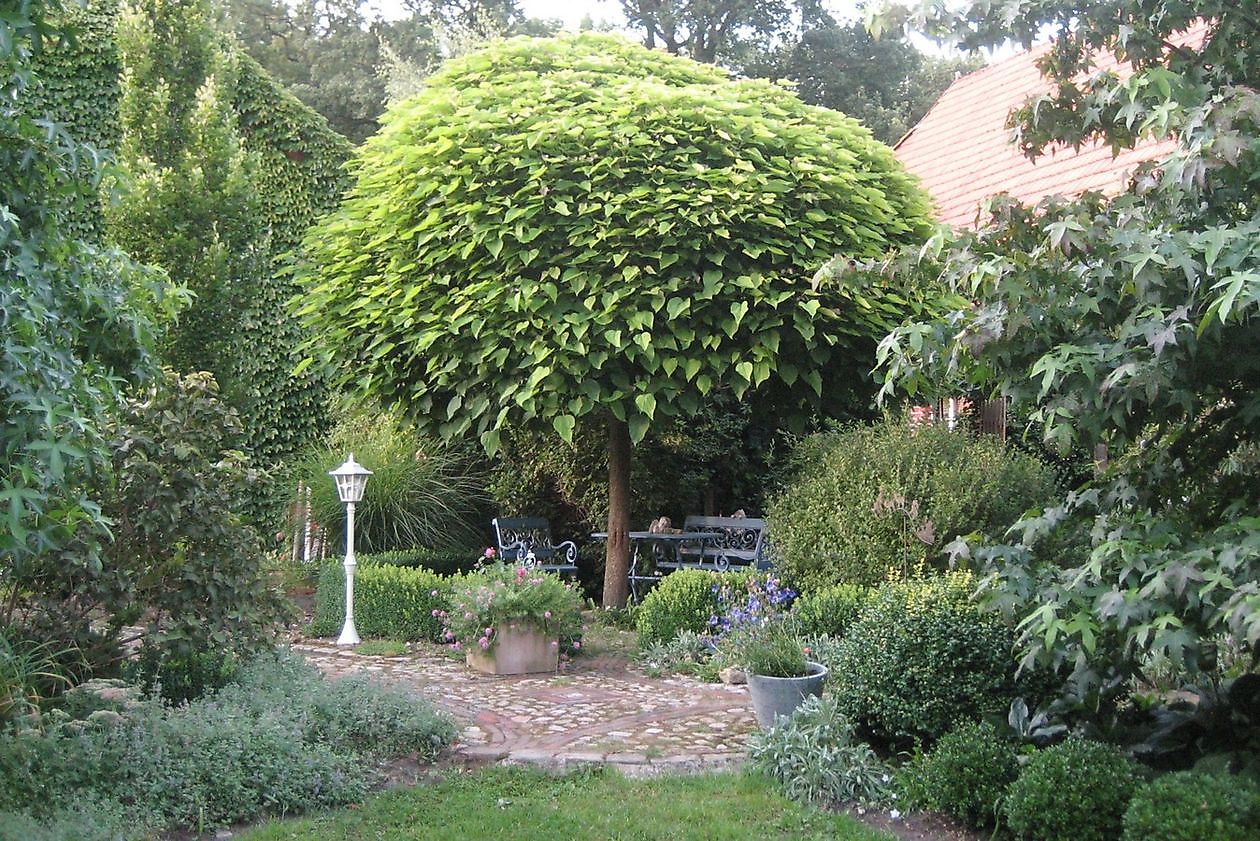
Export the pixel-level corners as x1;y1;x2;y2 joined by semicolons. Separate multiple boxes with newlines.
296;33;934;606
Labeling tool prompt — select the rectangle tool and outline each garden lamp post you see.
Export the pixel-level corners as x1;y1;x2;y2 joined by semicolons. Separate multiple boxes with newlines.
329;453;372;646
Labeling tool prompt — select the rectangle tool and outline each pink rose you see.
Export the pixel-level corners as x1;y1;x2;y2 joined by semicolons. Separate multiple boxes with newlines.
573;641;581;649
543;610;552;619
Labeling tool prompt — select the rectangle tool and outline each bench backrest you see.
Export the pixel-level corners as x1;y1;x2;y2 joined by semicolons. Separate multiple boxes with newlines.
680;515;768;568
492;517;557;559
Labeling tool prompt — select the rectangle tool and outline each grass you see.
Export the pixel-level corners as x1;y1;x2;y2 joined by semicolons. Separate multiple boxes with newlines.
353;639;408;657
578;624;639;658
238;766;893;841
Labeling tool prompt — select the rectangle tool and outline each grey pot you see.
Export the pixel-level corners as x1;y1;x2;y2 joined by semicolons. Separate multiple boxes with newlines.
746;661;828;730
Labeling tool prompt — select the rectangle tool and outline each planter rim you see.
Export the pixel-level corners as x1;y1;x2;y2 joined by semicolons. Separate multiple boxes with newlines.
747;660;828;682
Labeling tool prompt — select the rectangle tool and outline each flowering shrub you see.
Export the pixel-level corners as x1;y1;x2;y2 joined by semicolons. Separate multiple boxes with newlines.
711;575;812;677
439;560;583;654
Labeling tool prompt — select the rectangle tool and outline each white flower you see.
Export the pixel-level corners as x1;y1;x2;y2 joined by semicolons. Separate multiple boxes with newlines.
889;809;901;820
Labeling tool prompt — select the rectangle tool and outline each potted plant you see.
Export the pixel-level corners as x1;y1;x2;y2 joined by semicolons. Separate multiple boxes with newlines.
714;576;826;729
439;557;583;675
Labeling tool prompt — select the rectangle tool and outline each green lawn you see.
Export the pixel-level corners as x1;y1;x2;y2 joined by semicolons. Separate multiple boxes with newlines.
239;767;893;841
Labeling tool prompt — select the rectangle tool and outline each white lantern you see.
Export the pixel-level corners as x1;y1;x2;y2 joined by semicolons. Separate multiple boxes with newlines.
329;453;372;645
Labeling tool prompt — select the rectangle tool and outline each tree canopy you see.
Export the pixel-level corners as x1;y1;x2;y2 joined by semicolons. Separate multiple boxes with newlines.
738;14;982;145
866;0;1260;714
297;33;934;604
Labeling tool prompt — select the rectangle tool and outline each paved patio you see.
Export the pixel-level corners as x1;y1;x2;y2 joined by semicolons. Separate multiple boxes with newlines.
294;638;757;777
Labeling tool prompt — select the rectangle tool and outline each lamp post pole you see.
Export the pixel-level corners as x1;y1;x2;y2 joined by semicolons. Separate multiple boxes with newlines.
338;496;360;646
329;453;372;647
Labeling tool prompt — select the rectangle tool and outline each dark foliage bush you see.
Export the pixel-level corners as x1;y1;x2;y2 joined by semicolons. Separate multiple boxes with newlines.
898;719;1020;828
792;583;867;639
0;653;454;833
1122;771;1260;841
832;572;1022;746
1004;737;1142;841
311;562;453;641
767;419;1059;589
635;570;747;646
125;643;238;706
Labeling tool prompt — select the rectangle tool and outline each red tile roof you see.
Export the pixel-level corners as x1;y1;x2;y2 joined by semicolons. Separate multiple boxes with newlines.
893;31;1203;229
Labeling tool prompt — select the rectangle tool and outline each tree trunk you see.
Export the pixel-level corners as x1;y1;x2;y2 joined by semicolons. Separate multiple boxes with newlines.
602;415;632;608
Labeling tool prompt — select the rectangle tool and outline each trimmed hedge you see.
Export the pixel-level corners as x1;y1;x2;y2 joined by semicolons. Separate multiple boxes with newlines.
636;569;748;646
1122;771;1260;841
898;719;1020;829
832;571;1020;746
311;562;452;641
352;547;483;577
1004;737;1142;841
793;583;867;639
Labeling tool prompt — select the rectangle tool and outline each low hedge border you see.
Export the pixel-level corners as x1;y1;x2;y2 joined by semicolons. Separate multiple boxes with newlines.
311;562;453;641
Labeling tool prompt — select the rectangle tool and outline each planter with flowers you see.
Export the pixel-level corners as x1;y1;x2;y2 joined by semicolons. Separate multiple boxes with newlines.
440;559;584;675
713;576;826;729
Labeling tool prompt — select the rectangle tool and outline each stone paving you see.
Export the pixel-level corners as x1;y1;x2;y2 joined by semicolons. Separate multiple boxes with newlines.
294;638;758;777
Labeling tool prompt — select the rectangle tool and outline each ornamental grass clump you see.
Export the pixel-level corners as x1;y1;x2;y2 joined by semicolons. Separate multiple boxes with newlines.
441;561;583;653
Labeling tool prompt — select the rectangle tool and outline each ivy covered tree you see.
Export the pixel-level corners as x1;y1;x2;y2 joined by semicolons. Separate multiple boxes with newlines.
296;34;934;606
867;1;1260;721
105;0;348;478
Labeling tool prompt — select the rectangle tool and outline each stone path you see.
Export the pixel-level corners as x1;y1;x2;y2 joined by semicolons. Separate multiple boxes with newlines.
295;639;758;777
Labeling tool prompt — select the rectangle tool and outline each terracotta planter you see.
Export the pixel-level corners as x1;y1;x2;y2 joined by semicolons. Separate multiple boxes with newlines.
747;661;828;730
465;624;558;675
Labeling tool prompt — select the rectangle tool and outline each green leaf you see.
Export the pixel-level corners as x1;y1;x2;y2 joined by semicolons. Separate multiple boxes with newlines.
628;414;650;444
553;414;576;442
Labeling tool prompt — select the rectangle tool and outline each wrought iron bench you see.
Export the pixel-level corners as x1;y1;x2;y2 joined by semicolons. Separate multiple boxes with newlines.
667;515;770;572
491;516;578;575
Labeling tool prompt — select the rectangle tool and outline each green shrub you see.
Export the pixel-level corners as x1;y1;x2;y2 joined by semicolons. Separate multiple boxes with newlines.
793;583;867;639
832;571;1021;746
0;798;142;841
748;694;892;807
355;547;482;576
767;419;1059;589
229;653;455;760
288;403;490;554
1122;771;1260;841
125;643;238;705
0;652;455;833
1004;737;1142;841
636;569;743;646
898;719;1020;829
311;561;452;641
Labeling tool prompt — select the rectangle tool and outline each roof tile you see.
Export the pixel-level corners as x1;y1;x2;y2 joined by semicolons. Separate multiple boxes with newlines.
894;27;1204;228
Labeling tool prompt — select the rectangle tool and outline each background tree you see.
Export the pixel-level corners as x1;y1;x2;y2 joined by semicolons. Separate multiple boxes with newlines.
737;12;982;145
868;0;1260;722
620;0;793;63
224;0;442;143
296;33;934;606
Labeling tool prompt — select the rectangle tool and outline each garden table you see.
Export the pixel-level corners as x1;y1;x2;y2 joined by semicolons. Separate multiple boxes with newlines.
590;531;725;601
